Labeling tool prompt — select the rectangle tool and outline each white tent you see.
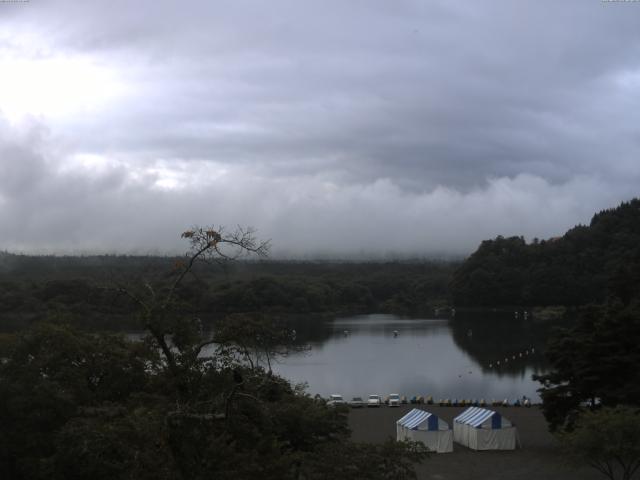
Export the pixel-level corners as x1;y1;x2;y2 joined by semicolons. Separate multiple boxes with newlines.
453;406;517;450
396;409;453;453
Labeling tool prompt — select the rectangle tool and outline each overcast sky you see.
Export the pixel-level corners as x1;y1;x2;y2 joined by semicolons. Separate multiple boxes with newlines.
0;0;639;257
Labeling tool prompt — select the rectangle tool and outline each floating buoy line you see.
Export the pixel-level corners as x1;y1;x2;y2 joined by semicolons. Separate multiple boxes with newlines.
487;347;536;369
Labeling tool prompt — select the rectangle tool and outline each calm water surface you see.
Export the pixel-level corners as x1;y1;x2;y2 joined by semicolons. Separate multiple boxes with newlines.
272;313;550;402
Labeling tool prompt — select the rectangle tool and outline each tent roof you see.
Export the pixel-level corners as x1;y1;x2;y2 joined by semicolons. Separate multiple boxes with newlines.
397;409;436;429
454;407;500;427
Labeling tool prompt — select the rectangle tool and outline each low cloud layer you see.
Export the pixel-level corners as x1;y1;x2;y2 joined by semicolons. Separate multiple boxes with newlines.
0;1;639;256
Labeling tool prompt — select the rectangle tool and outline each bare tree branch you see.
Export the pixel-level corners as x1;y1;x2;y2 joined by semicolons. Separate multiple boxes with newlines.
108;225;268;394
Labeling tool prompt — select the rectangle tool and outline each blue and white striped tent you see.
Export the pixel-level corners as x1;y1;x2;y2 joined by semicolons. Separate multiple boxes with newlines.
453;407;517;450
396;409;453;453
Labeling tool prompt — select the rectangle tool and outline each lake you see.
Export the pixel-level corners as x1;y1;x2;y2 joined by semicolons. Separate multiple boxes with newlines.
271;313;551;402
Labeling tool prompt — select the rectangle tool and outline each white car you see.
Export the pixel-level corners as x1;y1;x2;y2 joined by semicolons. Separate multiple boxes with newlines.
367;394;382;407
327;394;346;407
388;393;401;407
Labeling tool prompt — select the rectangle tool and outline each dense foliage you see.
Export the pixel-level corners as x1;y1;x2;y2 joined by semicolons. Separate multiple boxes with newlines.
559;406;640;480
535;300;640;431
450;199;640;307
0;255;455;331
0;226;428;479
537;298;640;430
0;322;426;480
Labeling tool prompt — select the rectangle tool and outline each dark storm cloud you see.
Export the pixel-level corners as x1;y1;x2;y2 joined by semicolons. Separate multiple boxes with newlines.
0;0;639;254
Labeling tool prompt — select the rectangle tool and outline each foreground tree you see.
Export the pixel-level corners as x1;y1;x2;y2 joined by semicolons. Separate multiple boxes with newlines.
0;226;428;480
0;323;162;480
535;299;640;430
560;406;640;480
299;439;428;480
114;226;269;381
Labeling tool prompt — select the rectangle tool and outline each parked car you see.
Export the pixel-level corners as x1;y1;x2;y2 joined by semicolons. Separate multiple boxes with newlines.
367;394;382;407
350;396;365;408
327;394;346;407
388;393;401;407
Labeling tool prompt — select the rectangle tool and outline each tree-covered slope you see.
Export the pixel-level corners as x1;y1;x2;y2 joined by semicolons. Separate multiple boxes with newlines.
451;198;640;307
0;256;455;331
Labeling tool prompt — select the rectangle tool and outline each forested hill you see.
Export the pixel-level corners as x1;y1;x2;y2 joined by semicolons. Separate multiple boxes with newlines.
0;254;455;331
450;199;640;307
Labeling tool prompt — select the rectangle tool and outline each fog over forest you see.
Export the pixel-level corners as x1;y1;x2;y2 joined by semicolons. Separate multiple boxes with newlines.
1;1;639;256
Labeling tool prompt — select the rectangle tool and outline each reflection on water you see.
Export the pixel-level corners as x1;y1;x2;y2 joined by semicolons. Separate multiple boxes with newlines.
272;313;551;401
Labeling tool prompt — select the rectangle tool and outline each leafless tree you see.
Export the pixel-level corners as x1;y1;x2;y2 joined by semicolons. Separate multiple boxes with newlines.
115;225;269;379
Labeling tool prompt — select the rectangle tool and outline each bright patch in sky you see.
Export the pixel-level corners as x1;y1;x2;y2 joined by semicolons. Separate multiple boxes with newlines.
0;56;125;121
